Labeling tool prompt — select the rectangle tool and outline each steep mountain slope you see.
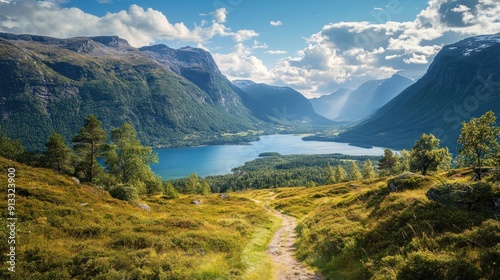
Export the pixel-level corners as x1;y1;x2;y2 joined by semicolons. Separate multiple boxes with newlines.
338;34;500;150
336;74;413;121
233;80;332;125
310;88;352;119
0;33;260;150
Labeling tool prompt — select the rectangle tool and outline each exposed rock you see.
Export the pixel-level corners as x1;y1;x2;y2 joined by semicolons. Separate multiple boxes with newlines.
219;193;230;199
71;177;80;184
80;203;88;207
191;200;202;205
137;203;150;211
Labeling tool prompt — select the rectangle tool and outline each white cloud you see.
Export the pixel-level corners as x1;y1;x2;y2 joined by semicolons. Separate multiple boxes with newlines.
0;1;258;46
244;0;500;96
213;43;272;81
270;20;282;26
374;7;384;11
252;40;268;49
211;8;227;23
265;50;287;55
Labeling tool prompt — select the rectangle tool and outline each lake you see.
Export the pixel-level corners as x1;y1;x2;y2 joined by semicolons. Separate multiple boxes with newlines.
152;134;386;179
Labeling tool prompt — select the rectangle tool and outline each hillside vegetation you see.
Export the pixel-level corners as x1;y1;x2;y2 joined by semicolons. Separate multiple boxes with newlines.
0;156;278;279
238;171;500;279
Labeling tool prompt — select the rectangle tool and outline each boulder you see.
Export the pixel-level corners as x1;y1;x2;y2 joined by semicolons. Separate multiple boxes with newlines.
137;203;150;211
219;193;230;199
191;200;202;205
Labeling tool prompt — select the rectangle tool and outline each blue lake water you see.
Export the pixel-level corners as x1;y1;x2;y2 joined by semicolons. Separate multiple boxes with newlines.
152;134;386;179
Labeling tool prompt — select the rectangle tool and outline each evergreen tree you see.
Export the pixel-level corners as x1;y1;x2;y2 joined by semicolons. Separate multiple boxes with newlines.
378;149;399;176
410;133;451;175
457;111;500;180
349;161;363;181
43;132;72;173
0;133;25;161
362;160;376;179
325;162;336;184
336;164;348;182
105;123;159;185
72;115;108;183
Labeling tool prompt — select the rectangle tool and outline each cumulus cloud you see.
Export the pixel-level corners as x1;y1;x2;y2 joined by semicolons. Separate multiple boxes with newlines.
211;8;227;23
0;1;258;46
213;43;273;82
249;0;500;96
270;20;282;26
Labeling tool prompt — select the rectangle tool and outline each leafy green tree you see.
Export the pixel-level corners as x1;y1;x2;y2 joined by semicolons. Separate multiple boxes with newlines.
105;123;159;186
325;162;336;184
378;149;399;176
409;134;451;175
457;111;500;180
163;181;180;198
336;164;348;182
349;161;363;181
72;115;108;183
184;173;211;195
398;150;411;173
362;160;376;179
43;132;72;173
0;134;25;161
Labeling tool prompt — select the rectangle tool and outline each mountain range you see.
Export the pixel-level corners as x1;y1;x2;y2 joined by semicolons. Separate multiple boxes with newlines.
309;88;352;120
0;33;327;150
338;33;500;150
233;80;331;125
336;74;413;121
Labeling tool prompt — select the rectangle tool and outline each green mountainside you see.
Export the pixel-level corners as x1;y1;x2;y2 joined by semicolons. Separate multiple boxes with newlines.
338;34;500;150
233;80;333;126
0;33;264;150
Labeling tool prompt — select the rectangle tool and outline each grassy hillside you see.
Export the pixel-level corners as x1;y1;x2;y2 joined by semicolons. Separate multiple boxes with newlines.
0;156;278;279
238;172;500;280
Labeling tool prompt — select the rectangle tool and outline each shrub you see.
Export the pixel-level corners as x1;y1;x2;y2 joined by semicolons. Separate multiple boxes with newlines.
109;185;138;201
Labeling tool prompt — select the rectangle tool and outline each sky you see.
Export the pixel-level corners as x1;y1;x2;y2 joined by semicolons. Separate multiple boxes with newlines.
0;0;499;97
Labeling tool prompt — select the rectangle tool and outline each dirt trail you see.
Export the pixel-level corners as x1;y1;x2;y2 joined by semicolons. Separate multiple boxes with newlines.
254;198;322;280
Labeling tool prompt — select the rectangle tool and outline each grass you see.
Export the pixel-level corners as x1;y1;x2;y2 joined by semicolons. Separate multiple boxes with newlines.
0;157;275;279
258;173;500;279
2;155;499;279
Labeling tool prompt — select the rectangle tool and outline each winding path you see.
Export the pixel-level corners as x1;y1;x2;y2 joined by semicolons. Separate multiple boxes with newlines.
254;198;323;280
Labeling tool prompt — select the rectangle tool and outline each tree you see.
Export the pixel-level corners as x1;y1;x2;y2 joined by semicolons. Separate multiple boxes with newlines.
409;133;451;175
398;150;411;173
184;173;211;195
325;162;336;184
43;132;72;173
378;149;399;176
105;123;159;185
336;164;348;182
72;115;108;183
349;161;363;181
0;133;24;161
362;160;376;179
457;111;500;180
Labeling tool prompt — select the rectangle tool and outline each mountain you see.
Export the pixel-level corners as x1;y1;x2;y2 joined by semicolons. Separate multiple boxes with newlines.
309;88;352;119
338;33;500;150
336;74;413;121
233;80;332;125
0;33;263;150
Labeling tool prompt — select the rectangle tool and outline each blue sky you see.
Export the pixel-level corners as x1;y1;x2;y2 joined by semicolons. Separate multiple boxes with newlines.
0;0;499;96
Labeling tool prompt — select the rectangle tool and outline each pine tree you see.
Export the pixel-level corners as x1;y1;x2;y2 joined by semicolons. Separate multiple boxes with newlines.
362;160;376;179
378;149;399;176
43;132;72;173
72;115;108;183
336;164;348;182
349;161;363;181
